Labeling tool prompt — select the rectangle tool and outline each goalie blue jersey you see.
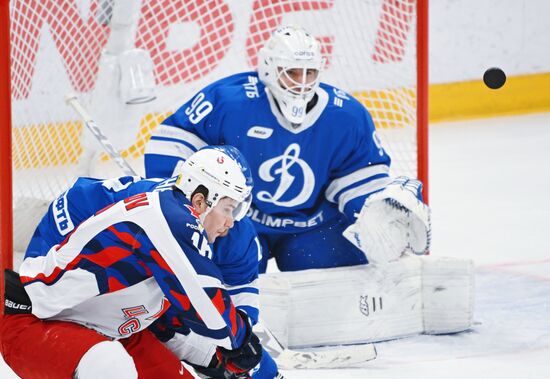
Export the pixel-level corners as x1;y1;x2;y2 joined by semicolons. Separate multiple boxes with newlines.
145;72;391;234
21;176;257;349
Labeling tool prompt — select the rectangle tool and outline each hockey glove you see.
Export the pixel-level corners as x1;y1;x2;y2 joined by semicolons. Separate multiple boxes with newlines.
343;177;431;265
188;356;227;379
214;311;262;379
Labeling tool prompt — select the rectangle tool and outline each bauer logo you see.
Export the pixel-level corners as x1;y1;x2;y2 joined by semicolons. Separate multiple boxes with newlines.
359;295;383;317
5;299;32;314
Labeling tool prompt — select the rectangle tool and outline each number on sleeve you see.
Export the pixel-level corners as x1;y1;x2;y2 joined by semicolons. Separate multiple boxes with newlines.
191;231;213;259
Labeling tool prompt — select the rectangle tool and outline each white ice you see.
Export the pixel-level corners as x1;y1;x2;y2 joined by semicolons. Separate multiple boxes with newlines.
2;112;550;378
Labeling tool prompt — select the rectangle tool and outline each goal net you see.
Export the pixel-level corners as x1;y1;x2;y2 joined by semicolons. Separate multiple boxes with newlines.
3;0;427;267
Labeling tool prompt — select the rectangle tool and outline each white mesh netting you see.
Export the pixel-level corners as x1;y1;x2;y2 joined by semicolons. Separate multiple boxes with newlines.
9;0;422;254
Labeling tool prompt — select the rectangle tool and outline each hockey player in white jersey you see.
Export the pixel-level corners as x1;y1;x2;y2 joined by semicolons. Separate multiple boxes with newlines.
0;146;269;379
144;25;431;272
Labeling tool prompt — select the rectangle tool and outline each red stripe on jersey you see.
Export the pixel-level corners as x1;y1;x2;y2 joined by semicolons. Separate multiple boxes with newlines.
171;316;182;328
195;311;203;322
108;276;128;292
137;260;153;276
170;290;191;311
95;202;116;216
124;193;149;211
147;298;171;320
22;241;131;285
20;265;67;285
22;226;136;286
229;304;238;337
211;289;226;315
20;247;88;284
55;225;79;251
84;246;133;268
150;249;174;274
108;226;142;248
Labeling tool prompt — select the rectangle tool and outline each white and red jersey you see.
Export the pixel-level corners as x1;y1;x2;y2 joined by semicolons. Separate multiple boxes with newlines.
19;176;248;349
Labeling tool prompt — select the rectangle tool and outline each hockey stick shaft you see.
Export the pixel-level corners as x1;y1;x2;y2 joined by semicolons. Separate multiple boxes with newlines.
65;95;138;176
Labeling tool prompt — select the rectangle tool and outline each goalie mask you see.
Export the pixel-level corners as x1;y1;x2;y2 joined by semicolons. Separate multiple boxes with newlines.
175;145;253;221
258;26;324;124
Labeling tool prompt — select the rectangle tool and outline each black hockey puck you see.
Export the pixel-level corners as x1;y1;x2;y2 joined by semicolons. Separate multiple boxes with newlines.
483;67;506;89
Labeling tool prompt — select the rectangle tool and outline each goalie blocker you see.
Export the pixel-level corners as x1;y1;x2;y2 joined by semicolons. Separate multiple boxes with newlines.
259;255;474;348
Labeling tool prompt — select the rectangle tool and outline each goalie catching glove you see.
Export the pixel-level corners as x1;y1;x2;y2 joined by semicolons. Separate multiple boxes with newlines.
343;177;431;265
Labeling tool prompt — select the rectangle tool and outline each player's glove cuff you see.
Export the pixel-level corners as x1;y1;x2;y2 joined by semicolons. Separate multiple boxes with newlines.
216;310;263;377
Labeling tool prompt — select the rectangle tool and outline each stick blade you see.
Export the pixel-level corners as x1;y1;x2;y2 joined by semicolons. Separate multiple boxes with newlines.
276;343;377;370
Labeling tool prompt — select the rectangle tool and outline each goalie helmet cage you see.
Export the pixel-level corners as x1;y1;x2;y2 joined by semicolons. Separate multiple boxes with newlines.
0;0;428;307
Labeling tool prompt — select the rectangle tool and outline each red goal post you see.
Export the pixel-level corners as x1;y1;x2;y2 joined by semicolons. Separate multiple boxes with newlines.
0;0;428;307
1;0;13;306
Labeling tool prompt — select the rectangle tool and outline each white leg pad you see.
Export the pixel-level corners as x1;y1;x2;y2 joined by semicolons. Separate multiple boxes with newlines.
259;255;474;348
422;255;475;334
75;340;137;379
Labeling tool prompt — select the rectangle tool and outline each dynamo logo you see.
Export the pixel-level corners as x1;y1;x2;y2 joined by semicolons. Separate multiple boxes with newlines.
257;143;315;207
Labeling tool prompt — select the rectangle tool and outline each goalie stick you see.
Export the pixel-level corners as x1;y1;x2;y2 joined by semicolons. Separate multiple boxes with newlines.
65;94;138;176
254;319;377;370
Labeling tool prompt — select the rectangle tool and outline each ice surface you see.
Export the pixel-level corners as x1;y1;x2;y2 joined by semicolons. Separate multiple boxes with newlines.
2;113;549;378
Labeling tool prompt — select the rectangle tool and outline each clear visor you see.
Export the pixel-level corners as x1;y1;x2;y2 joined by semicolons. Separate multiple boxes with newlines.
276;67;320;97
232;192;252;221
210;192;252;222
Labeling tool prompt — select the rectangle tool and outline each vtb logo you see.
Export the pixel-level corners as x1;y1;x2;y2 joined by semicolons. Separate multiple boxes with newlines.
257;143;315;207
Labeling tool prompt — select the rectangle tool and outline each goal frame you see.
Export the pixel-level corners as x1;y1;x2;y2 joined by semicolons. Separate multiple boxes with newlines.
1;0;13;307
0;0;429;310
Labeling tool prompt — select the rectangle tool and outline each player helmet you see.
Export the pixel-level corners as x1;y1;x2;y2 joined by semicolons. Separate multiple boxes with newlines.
175;145;253;221
257;26;324;124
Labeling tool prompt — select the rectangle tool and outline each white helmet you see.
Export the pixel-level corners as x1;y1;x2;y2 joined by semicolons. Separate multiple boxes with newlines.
175;145;253;221
257;26;324;124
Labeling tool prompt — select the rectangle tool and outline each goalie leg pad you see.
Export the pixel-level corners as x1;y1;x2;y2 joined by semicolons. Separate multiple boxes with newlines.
259;255;474;348
422;255;475;334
